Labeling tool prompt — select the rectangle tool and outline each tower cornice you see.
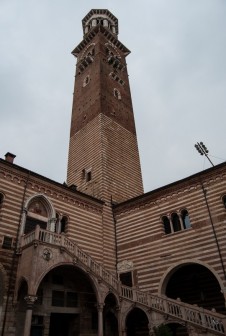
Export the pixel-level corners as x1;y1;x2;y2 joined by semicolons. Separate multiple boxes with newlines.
72;25;130;58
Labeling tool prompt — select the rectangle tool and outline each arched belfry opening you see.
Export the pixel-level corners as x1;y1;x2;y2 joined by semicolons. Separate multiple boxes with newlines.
163;263;225;313
104;293;119;336
126;307;149;336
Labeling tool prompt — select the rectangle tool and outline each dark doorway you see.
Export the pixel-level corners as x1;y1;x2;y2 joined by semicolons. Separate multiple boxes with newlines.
104;293;119;336
126;308;149;336
167;323;189;336
165;264;225;313
49;313;79;336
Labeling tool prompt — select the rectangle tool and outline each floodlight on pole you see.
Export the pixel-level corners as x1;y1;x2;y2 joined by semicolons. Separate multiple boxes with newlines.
194;142;214;167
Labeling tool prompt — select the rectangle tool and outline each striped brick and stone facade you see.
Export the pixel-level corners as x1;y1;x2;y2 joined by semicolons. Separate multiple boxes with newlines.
0;9;226;336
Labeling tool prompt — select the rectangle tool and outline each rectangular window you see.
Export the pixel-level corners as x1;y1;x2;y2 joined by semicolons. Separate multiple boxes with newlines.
86;171;92;182
2;236;12;249
66;292;78;307
52;290;64;307
120;271;133;287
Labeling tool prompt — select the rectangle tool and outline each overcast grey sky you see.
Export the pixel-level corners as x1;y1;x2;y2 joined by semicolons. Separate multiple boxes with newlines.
1;0;226;192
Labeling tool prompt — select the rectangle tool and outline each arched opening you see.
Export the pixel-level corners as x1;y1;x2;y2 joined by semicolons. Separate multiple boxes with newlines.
0;193;4;209
162;216;171;234
165;264;225;313
126;307;149;336
181;210;191;229
21;265;98;336
104;293;118;336
171;213;180;232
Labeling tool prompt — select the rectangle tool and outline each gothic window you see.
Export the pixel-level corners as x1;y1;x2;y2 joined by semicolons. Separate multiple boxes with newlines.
114;88;121;100
24;199;48;234
181;209;191;229
171;213;181;232
162;216;171;234
222;195;226;209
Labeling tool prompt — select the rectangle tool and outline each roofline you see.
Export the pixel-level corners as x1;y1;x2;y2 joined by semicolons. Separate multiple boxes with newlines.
82;9;118;35
0;158;104;205
113;161;226;210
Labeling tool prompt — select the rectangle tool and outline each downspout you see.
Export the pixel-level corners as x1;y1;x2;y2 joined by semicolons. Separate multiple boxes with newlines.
200;180;226;280
111;197;118;274
1;170;30;336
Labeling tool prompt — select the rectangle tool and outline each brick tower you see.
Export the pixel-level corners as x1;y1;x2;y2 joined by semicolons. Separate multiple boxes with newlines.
67;9;143;203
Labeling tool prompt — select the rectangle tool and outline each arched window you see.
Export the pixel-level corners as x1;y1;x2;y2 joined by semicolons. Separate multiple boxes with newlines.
83;75;90;87
181;209;191;229
171;213;181;232
162;216;171;234
60;216;68;233
222;195;226;209
55;214;68;233
114;88;121;100
0;193;4;209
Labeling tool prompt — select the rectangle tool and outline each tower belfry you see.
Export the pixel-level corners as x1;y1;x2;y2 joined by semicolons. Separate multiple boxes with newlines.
67;9;143;202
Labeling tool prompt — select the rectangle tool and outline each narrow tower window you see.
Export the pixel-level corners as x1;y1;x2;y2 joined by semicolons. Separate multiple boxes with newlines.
83;75;90;87
114;88;121;100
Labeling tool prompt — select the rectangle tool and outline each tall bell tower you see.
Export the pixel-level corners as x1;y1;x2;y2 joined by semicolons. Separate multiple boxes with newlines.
67;9;143;203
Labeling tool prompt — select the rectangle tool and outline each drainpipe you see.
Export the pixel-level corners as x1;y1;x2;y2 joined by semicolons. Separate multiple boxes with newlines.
200;180;226;280
111;196;118;272
1;170;30;336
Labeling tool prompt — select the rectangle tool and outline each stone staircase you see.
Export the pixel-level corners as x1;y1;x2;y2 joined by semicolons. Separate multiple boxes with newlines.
21;226;226;335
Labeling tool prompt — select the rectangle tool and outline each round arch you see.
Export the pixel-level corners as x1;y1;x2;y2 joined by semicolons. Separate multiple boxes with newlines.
125;307;149;336
159;259;225;313
104;293;119;336
159;259;225;295
32;262;102;304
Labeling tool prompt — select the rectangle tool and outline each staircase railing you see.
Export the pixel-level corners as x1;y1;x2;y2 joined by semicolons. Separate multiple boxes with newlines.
21;226;226;335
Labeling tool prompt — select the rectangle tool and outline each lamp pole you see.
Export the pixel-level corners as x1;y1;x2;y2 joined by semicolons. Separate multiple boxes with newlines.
194;142;214;167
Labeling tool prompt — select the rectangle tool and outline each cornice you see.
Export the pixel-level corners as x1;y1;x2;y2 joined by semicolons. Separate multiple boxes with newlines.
72;25;130;57
0;160;104;213
113;162;226;216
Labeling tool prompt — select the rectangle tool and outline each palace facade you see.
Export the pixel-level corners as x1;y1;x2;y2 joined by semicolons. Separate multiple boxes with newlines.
0;9;226;336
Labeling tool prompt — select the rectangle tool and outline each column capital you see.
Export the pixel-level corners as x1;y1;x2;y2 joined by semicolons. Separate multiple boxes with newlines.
24;295;37;309
97;303;105;312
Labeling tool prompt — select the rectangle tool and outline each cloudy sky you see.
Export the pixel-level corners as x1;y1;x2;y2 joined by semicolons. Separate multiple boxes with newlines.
1;0;226;192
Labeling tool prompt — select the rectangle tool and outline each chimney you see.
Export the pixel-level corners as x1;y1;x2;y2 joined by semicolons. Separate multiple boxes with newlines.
5;152;16;164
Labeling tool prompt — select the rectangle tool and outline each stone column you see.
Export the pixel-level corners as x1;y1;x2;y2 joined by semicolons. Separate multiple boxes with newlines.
97;303;104;336
23;295;37;336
